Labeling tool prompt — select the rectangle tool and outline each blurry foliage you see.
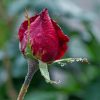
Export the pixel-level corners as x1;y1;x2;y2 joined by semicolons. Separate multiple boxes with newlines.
0;0;100;100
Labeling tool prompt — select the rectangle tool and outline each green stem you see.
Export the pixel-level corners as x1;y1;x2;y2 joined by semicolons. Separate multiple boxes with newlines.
17;59;38;100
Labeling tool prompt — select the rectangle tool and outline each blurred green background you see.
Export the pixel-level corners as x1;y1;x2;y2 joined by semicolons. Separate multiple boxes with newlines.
0;0;100;100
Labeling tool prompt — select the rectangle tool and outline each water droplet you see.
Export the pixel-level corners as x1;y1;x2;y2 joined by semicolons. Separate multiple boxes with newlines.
70;59;75;63
76;59;80;62
60;63;66;67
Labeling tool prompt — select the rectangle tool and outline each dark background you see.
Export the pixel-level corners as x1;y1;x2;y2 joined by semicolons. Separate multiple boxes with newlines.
0;0;100;100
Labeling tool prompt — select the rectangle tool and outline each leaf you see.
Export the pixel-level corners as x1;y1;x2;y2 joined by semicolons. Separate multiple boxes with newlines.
53;58;89;66
25;91;63;100
83;77;100;100
39;60;57;84
25;42;34;59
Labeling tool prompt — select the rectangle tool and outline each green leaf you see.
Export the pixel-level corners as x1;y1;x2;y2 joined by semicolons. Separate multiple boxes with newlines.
39;60;57;84
53;58;89;65
25;41;34;59
25;91;64;100
83;77;100;100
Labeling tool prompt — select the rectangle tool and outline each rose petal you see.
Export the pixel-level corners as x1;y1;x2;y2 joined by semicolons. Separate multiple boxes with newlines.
51;20;69;60
18;15;39;53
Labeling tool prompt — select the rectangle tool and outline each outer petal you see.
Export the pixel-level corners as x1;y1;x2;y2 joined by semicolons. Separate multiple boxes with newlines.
29;9;59;62
18;15;39;53
40;9;55;35
51;20;70;60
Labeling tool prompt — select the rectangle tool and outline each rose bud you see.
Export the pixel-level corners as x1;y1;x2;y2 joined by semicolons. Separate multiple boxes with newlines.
18;8;69;63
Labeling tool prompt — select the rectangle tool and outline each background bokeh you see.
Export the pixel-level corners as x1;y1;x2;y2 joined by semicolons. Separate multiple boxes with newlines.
0;0;100;100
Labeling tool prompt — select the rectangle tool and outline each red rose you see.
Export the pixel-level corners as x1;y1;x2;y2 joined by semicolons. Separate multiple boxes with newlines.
18;8;69;63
